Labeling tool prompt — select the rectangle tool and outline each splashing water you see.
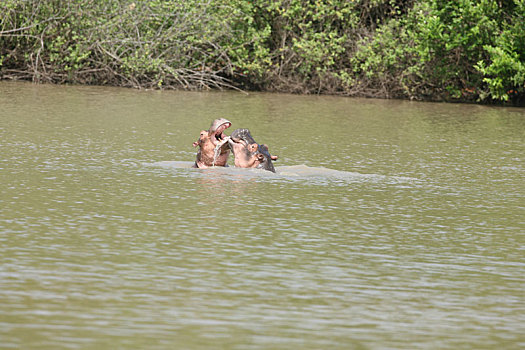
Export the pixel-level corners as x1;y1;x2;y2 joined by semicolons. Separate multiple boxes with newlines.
212;136;230;167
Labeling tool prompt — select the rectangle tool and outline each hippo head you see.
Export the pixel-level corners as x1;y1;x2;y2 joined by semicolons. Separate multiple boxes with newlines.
192;118;232;168
208;118;231;146
228;128;278;172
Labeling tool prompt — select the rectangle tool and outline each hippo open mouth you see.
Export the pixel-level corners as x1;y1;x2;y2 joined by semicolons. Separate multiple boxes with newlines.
193;118;232;168
211;118;231;144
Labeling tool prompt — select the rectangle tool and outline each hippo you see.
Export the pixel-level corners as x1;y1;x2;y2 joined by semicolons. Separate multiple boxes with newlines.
227;128;278;172
192;118;231;168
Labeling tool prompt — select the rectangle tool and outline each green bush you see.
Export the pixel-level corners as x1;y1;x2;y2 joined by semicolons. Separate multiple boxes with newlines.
0;0;256;89
350;0;524;103
475;0;525;102
1;0;524;104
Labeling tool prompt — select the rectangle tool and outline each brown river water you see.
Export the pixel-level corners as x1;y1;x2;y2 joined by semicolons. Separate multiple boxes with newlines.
1;81;524;349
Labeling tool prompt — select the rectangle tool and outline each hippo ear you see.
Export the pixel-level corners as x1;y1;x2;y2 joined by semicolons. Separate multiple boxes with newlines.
271;155;278;160
249;144;258;152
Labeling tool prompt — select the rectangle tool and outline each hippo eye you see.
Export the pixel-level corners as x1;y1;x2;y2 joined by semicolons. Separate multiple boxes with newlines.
257;154;265;161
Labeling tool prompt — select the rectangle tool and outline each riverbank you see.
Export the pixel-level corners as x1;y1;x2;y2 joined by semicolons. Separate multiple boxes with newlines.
1;0;524;105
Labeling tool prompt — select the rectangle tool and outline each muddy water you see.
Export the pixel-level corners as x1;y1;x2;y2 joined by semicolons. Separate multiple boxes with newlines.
1;81;523;349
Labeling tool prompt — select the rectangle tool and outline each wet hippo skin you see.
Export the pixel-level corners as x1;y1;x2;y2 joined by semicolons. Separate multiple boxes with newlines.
227;128;278;172
193;118;231;168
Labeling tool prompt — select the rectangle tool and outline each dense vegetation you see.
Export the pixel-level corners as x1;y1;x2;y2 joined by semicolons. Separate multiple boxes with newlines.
1;0;524;104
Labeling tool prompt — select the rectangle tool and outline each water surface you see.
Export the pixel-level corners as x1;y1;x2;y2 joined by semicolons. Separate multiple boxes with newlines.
1;81;524;349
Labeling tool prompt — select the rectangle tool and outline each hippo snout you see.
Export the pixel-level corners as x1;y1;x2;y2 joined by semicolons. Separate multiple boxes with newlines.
229;128;253;143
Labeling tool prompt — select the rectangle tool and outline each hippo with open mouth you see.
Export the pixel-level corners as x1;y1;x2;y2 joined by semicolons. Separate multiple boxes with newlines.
227;128;278;172
192;118;231;168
